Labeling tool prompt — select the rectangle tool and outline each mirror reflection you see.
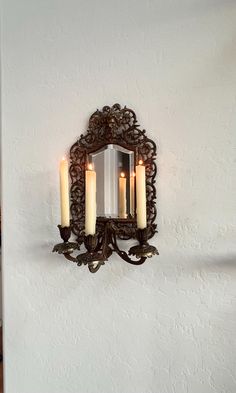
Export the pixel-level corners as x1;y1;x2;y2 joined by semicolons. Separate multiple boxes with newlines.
89;144;135;219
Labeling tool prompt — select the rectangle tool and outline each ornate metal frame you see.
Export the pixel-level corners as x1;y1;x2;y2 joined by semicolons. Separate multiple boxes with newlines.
70;103;157;246
53;104;158;272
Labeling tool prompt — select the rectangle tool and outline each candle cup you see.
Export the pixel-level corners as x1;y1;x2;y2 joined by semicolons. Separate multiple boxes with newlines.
58;225;71;243
76;234;106;273
52;224;78;255
129;227;158;259
136;227;149;245
84;234;98;253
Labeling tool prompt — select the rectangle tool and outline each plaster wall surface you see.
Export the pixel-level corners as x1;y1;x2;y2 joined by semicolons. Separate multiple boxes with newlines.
1;0;236;392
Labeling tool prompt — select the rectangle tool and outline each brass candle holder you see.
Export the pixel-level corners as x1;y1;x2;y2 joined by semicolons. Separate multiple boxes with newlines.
53;225;78;255
129;227;159;259
76;234;106;273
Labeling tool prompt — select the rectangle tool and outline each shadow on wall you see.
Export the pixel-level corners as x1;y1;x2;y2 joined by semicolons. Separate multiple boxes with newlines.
190;254;236;272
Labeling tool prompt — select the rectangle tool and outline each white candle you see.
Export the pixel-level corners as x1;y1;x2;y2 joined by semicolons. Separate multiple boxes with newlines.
85;163;97;235
60;157;70;227
130;172;135;216
119;172;127;218
136;160;147;229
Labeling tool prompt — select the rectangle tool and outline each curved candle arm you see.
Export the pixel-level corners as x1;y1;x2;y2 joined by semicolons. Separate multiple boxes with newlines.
64;254;78;263
110;228;147;265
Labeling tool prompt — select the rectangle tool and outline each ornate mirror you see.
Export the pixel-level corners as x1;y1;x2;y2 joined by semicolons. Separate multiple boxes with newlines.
53;104;158;273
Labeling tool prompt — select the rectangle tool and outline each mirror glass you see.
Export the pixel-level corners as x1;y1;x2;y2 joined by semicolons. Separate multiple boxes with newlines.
89;144;135;219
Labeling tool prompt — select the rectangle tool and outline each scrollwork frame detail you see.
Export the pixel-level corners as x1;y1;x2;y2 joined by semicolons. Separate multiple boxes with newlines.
69;103;157;246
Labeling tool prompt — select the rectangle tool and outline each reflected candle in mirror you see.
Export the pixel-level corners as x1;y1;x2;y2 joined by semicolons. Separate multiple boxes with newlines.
119;172;127;219
136;160;147;229
85;163;97;235
60;157;70;227
130;172;135;217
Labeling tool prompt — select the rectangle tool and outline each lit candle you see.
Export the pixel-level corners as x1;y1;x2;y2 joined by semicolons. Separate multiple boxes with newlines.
60;157;70;227
85;163;97;235
136;160;147;229
119;172;127;219
130;172;135;216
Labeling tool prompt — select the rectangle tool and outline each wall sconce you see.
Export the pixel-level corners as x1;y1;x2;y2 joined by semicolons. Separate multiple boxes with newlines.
53;104;158;273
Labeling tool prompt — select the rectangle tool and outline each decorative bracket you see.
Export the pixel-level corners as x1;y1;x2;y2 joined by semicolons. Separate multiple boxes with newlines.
53;223;158;273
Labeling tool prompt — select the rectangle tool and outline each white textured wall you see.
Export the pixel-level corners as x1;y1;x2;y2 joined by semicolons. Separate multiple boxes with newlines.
1;1;236;392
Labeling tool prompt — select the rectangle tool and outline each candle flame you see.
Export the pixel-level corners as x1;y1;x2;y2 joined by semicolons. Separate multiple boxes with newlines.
120;172;125;178
88;163;93;171
132;172;136;177
139;160;143;165
62;156;66;161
